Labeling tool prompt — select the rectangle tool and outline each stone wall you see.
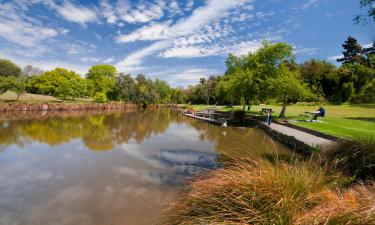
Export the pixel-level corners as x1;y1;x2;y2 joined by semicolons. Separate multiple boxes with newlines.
0;103;136;112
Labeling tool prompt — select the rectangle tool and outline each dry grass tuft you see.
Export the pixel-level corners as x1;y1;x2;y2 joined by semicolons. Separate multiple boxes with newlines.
160;156;375;225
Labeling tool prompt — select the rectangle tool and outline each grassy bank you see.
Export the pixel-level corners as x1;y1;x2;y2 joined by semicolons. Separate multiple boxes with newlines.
0;91;93;103
181;104;375;141
161;150;375;224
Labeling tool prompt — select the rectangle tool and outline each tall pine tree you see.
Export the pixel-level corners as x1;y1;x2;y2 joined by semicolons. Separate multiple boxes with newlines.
337;36;365;65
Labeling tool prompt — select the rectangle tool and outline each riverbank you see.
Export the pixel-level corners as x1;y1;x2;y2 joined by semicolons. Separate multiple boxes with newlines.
178;104;375;142
0;102;136;112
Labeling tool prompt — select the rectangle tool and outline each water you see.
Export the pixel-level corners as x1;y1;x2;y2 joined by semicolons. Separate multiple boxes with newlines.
0;109;291;225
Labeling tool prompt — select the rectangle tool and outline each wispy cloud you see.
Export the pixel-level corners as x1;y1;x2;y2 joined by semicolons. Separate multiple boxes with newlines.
0;3;58;47
115;0;252;71
55;2;98;25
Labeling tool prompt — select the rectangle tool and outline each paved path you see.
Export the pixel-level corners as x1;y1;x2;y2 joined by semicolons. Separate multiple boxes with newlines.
265;122;335;149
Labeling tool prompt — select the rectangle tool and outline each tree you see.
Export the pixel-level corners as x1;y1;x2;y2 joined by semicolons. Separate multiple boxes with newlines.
274;66;313;117
0;76;25;100
86;64;116;97
111;73;136;102
56;78;87;100
22;65;43;81
0;59;21;77
86;64;117;79
354;0;375;24
337;36;365;65
300;59;337;98
28;68;80;96
154;79;171;103
199;76;217;105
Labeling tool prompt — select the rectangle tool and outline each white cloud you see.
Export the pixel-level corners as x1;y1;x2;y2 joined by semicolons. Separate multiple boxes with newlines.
113;0;165;24
162;46;218;58
327;55;342;61
166;68;220;87
56;2;98;25
116;41;170;71
100;0;117;24
294;46;319;56
0;3;58;48
115;0;251;70
116;22;171;43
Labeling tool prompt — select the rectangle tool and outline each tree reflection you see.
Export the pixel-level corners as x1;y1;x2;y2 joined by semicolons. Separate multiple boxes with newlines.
0;109;178;151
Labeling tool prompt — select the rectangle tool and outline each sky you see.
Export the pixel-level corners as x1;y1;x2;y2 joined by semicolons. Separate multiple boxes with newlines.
0;0;374;87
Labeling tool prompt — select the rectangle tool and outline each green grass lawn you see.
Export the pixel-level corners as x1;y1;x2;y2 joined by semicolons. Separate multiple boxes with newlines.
0;91;93;103
183;103;375;141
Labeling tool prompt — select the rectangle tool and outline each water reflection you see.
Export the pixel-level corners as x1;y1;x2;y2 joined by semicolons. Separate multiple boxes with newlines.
0;109;290;225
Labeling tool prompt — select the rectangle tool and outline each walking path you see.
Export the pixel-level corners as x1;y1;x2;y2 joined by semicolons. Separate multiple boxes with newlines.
264;122;335;149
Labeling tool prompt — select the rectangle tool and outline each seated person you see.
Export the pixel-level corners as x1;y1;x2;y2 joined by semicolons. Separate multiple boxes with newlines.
313;106;325;120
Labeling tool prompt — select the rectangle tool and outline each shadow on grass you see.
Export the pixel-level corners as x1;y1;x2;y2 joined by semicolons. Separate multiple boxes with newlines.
347;104;375;109
347;117;375;123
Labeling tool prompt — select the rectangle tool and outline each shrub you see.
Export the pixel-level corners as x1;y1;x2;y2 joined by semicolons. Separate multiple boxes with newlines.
94;92;108;103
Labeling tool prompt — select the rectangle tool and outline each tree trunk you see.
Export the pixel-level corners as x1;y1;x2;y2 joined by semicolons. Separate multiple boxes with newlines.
279;94;288;118
16;93;22;101
242;97;247;111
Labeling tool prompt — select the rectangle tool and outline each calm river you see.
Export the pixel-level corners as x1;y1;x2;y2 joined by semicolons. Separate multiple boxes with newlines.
0;109;290;225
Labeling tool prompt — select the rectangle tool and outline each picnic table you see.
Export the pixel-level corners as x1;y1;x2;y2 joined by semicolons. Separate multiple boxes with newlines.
303;111;321;121
261;108;273;113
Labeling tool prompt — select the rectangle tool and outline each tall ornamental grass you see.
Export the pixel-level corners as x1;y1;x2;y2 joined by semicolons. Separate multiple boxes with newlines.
160;156;375;225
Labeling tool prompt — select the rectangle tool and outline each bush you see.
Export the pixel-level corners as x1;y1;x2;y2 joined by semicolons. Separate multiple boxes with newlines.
160;156;375;225
94;92;108;103
231;109;245;120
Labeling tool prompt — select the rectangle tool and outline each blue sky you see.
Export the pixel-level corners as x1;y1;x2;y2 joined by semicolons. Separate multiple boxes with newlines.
0;0;374;87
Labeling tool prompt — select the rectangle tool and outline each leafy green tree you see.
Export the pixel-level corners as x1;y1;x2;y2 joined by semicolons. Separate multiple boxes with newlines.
154;79;171;103
330;63;375;103
0;76;25;100
86;64;116;97
199;76;217;105
300;59;337;98
170;88;185;103
337;36;365;65
354;0;375;23
274;66;313;117
27;68;80;96
110;73;136;102
55;78;87;100
0;59;21;77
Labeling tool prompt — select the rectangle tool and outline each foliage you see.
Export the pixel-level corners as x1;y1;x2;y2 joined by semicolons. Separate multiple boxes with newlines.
55;78;87;100
28;68;80;96
0;59;21;77
354;0;375;23
93;92;108;103
199;76;217;105
154;79;171;103
337;36;365;65
86;64;116;97
300;59;337;97
0;76;25;99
